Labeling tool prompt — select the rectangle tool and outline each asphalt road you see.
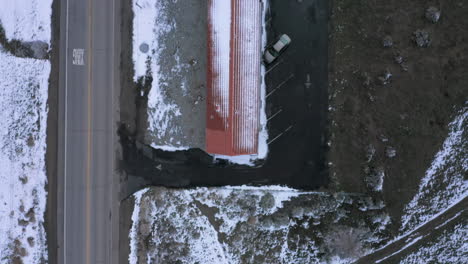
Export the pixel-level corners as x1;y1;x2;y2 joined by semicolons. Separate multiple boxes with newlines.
57;0;119;263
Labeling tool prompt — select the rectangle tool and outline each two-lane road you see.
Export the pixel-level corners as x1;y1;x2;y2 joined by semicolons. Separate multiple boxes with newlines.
57;0;119;263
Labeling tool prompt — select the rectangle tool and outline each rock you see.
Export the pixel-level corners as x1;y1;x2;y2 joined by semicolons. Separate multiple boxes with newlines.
382;35;393;48
259;192;275;210
413;29;431;47
425;6;441;23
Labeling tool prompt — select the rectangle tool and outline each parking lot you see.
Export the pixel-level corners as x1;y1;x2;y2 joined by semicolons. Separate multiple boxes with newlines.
121;0;329;191
260;0;329;186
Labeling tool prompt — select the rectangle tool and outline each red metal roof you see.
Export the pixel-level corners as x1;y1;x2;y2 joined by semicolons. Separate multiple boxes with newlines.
206;0;262;156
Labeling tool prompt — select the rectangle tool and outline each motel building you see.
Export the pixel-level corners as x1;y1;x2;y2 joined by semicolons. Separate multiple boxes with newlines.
206;0;264;156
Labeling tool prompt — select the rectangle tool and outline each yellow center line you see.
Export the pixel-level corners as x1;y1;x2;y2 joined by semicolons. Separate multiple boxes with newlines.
85;0;93;263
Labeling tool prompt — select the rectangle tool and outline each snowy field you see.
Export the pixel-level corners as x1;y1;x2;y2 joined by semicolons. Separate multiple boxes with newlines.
0;0;51;43
0;1;52;263
400;106;467;234
0;50;50;263
132;0;193;150
128;186;392;264
399;222;467;264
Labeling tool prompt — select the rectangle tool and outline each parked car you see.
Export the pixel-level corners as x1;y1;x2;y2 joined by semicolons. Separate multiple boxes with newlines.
264;34;291;64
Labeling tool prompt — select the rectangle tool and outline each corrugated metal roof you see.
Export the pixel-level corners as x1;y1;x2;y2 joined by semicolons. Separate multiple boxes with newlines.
206;0;262;156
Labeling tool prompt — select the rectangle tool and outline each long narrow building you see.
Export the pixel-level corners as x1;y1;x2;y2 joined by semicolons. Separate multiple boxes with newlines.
206;0;263;156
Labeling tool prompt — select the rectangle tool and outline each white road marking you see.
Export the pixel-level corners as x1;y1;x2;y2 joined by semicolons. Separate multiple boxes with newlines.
265;59;283;74
64;0;69;262
266;73;294;98
73;48;85;65
267;125;293;145
267;108;283;122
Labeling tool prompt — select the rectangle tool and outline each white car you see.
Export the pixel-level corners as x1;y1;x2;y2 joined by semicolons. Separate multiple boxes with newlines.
264;34;291;64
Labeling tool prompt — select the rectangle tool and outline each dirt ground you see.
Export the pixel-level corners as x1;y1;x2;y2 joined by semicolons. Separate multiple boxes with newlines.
45;0;60;263
119;0;137;139
142;0;207;149
328;0;468;233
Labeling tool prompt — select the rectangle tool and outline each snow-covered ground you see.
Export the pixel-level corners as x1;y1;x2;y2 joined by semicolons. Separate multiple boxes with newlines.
0;48;50;264
128;186;392;264
0;0;51;43
0;2;52;262
399;222;467;264
132;0;187;150
128;189;147;264
400;106;467;234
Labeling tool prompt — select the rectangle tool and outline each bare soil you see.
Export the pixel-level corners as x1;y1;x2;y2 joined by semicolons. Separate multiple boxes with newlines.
328;0;468;232
44;0;61;263
119;0;138;138
118;195;134;264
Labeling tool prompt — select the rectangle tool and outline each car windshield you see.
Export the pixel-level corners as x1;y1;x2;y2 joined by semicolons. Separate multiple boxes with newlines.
268;47;279;57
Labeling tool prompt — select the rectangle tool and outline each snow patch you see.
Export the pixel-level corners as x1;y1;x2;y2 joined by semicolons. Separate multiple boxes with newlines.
257;0;269;160
128;186;393;263
400;107;468;233
128;189;147;264
209;0;231;125
149;144;189;152
132;0;186;148
375;235;424;263
0;0;52;43
400;223;467;264
0;49;50;263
